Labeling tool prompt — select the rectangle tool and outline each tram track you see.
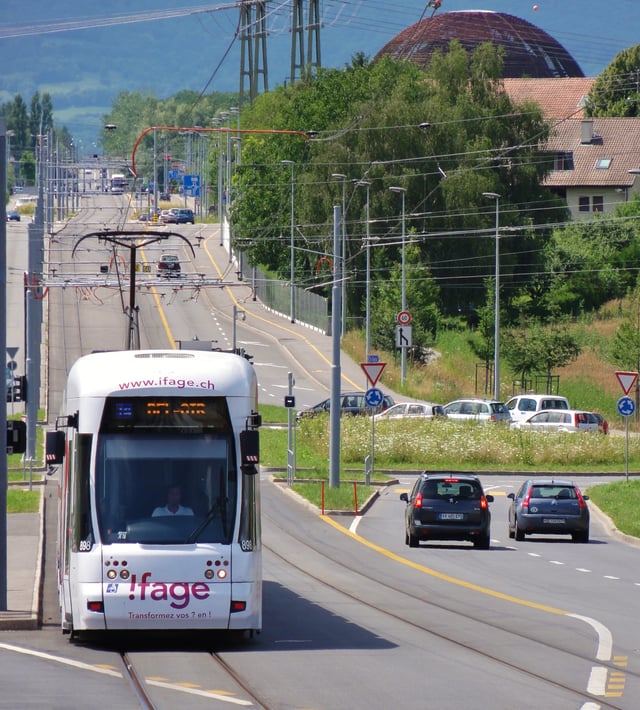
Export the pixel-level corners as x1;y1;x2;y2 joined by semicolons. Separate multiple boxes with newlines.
121;652;156;709
262;499;629;709
115;646;274;709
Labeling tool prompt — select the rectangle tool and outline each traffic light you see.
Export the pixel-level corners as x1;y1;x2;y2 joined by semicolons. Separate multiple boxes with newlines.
6;420;26;454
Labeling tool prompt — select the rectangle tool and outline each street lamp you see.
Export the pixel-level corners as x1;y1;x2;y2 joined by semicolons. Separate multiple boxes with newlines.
332;173;347;337
483;192;501;400
389;186;407;385
356;179;372;359
282;160;295;322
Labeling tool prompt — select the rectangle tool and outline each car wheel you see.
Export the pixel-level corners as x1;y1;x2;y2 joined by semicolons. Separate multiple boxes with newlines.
408;530;419;547
474;533;490;549
572;530;589;543
508;524;515;539
515;523;525;541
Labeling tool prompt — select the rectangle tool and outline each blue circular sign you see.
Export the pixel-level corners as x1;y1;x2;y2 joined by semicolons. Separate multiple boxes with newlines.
617;396;635;417
365;388;383;408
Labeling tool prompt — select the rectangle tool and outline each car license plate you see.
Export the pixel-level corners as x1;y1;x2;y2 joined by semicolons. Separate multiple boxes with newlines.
439;513;464;520
543;518;565;524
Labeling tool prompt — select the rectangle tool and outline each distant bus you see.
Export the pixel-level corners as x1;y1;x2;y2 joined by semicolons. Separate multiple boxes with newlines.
110;174;127;194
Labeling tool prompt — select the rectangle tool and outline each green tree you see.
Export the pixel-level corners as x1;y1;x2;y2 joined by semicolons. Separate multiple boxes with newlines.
587;45;640;117
233;45;565;333
369;242;441;355
503;317;582;389
542;200;640;316
611;281;640;372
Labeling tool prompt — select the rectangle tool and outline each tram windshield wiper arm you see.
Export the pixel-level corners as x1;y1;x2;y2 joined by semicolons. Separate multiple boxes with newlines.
185;505;219;543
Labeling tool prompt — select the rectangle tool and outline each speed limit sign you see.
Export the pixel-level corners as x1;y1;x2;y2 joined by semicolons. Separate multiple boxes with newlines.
397;311;412;326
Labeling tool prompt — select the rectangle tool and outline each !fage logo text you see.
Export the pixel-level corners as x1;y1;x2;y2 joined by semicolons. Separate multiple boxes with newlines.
124;572;211;609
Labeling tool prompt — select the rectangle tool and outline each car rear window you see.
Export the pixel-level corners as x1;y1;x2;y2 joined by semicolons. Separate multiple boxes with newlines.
490;403;507;414
422;479;481;499
530;485;576;499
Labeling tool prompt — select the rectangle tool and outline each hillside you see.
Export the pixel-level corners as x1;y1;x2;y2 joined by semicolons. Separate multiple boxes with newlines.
342;303;629;431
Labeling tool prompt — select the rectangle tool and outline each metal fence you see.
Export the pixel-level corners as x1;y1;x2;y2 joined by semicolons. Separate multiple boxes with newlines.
239;254;329;334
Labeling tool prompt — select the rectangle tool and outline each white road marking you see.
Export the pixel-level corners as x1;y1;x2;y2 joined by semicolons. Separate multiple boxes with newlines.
0;642;122;676
568;614;613;661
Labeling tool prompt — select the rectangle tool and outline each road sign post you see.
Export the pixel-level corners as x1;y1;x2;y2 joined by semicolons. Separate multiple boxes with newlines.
617;395;636;481
360;362;387;481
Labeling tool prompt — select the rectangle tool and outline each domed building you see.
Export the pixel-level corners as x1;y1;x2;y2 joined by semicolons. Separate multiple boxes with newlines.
376;10;584;79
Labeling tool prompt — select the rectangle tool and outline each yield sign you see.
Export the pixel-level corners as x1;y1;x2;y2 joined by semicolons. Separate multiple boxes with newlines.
615;371;638;396
361;362;386;387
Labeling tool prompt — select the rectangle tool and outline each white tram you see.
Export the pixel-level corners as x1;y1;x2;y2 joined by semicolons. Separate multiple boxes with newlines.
46;350;262;636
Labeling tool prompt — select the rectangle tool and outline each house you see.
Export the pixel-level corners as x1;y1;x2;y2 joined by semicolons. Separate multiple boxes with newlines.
543;118;640;219
502;79;640;220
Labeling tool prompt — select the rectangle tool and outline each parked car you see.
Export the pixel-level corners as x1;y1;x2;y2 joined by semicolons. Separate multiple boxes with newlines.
6;210;20;221
157;253;181;277
505;394;570;423
507;479;590;542
159;209;172;223
442;398;511;423
373;401;445;421
592;411;609;435
296;391;395;419
511;409;600;433
400;473;494;548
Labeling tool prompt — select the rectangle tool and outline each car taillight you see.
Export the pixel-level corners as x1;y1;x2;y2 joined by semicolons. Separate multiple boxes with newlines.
444;478;459;483
575;488;587;509
480;495;489;510
490;414;496;422
521;488;532;510
414;492;423;509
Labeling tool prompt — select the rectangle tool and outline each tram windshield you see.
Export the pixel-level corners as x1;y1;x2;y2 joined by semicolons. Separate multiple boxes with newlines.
95;433;237;544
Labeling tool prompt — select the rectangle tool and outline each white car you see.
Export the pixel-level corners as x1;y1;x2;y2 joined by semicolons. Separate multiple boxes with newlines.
511;409;600;433
505;394;570;423
373;402;445;421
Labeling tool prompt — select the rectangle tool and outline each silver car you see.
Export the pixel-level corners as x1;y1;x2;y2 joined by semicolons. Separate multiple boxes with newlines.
508;479;590;542
443;398;511;423
373;401;445;421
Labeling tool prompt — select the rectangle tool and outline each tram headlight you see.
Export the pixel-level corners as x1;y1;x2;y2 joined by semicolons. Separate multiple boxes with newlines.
204;569;214;580
217;568;227;579
106;569;117;580
119;569;130;580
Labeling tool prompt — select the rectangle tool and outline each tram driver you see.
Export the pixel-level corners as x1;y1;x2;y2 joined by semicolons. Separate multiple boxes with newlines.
152;483;194;517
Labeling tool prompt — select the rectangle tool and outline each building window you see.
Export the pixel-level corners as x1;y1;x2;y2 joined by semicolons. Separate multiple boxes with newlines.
595;158;612;169
554;152;573;170
579;196;590;212
593;196;604;212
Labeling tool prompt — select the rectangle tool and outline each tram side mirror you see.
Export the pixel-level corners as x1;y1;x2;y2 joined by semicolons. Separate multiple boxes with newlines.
46;430;66;465
240;429;259;475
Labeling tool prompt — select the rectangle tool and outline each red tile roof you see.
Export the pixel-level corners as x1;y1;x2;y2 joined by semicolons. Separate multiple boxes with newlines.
502;77;595;119
543;118;640;188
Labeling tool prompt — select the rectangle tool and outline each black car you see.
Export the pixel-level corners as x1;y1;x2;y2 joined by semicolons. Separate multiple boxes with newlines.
507;479;590;542
296;391;395;419
400;473;493;548
7;210;20;221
